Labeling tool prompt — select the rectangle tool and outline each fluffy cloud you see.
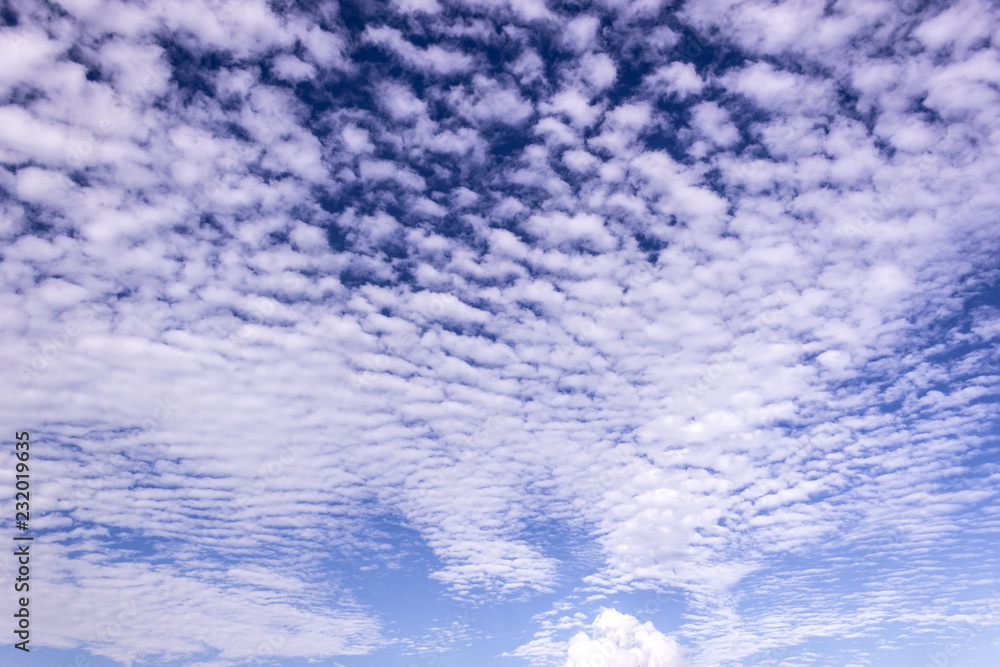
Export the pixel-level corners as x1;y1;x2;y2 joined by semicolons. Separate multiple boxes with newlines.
364;25;474;75
565;609;687;667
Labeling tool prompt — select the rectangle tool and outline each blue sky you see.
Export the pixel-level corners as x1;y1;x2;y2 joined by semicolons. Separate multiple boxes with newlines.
1;0;1000;665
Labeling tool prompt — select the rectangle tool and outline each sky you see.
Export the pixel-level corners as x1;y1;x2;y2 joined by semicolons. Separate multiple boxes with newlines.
0;0;999;665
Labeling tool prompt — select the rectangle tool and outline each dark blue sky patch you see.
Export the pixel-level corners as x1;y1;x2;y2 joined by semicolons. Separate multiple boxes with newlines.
0;0;17;27
351;40;406;76
339;261;396;289
222;121;253;144
296;75;369;123
640;114;701;164
198;211;225;234
834;82;880;132
633;231;669;257
422;213;478;246
478;26;527;72
0;82;42;108
158;39;236;103
18;201;58;238
66;170;91;188
331;0;381;35
64;43;105;81
671;24;721;75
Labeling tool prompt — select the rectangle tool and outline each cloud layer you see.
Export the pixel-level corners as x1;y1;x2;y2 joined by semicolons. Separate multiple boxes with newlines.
0;0;999;665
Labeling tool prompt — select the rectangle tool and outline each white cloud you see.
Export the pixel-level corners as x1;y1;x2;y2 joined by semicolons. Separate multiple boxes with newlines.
564;15;601;51
726;61;803;108
646;62;704;99
689;101;740;147
536;117;579;146
565;609;687;667
392;0;443;14
510;47;546;84
449;74;535;125
0;26;66;94
364;26;474;75
581;52;618;91
296;24;349;68
913;0;996;54
413;197;449;217
509;0;555;21
544;88;604;128
590;102;651;155
2;0;1000;665
342;124;375;153
271;53;317;81
523;210;617;252
563;148;600;172
358;159;426;190
379;81;429;121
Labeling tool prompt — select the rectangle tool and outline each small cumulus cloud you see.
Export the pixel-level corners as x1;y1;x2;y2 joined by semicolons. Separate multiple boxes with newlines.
364;26;474;75
565;609;687;667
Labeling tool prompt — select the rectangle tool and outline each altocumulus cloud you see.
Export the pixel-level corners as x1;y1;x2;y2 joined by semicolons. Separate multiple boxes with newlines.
0;0;999;665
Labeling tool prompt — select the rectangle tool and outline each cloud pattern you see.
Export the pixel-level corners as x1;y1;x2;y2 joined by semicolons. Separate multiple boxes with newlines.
0;0;999;665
